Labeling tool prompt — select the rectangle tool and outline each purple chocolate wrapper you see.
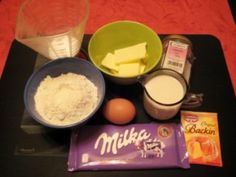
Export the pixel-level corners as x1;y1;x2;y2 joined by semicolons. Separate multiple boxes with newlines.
68;123;190;171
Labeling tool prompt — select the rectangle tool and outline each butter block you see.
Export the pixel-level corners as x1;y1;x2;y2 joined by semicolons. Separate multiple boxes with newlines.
118;62;140;77
139;62;146;74
101;53;119;71
114;42;147;64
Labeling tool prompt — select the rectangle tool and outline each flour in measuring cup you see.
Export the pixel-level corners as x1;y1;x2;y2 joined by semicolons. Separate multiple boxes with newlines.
34;73;98;125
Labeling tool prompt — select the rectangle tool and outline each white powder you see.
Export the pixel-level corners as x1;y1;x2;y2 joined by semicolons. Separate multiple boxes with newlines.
34;73;98;125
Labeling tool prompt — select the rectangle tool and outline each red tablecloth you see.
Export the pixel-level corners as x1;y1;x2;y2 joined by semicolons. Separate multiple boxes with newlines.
0;0;235;94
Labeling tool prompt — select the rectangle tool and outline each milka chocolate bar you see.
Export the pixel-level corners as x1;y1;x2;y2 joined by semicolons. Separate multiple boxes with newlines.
68;123;189;171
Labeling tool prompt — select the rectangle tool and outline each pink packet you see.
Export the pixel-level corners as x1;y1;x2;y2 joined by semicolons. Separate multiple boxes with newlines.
68;123;189;171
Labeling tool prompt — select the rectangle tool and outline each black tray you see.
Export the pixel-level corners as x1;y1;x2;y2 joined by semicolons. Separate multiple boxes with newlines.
0;35;235;177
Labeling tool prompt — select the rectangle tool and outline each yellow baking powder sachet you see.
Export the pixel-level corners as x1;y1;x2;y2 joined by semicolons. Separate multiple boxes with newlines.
181;111;223;167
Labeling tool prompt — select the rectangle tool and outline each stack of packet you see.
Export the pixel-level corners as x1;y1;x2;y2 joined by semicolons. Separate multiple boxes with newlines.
68;123;190;171
181;111;223;167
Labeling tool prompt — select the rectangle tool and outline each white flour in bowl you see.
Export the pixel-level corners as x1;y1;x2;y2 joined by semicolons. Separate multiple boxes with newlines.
34;73;98;126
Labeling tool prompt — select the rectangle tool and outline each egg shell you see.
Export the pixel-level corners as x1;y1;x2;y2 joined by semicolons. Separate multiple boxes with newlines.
103;98;136;125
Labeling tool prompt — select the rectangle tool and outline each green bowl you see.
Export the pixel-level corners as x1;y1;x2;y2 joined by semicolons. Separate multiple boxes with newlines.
88;20;163;84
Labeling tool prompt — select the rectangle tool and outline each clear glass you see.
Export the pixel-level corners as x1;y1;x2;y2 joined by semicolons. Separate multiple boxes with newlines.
139;69;203;120
139;69;188;120
15;0;89;59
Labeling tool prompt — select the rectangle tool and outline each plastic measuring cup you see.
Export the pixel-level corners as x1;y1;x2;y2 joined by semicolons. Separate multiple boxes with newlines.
15;0;89;59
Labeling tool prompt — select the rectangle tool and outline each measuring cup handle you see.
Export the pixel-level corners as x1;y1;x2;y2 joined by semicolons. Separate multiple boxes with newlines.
181;93;204;109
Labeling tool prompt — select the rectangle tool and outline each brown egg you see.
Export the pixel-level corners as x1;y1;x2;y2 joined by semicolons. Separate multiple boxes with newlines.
103;98;136;125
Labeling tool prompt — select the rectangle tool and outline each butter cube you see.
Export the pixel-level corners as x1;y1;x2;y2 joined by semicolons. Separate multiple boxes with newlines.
114;42;147;64
118;62;140;77
139;62;146;74
101;53;119;71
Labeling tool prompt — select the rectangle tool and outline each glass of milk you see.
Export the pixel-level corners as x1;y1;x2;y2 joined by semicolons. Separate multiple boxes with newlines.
140;69;188;120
